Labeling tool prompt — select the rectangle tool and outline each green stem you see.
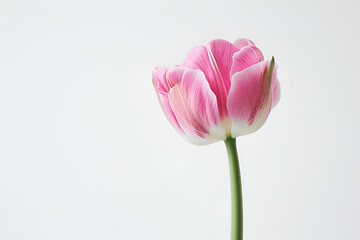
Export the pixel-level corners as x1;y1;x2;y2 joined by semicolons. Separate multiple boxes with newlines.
224;137;243;240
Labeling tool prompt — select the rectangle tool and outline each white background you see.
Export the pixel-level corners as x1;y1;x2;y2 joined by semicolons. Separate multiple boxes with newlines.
1;0;359;239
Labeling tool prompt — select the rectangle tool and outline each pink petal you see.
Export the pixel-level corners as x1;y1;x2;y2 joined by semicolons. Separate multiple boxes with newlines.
153;66;182;93
227;58;278;137
167;67;224;142
230;46;264;77
153;67;184;133
153;66;169;93
182;39;239;120
271;66;280;108
233;38;255;49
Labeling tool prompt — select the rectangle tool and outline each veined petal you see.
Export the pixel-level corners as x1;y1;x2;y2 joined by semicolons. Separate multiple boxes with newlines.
167;67;226;144
182;39;239;120
205;39;240;92
230;46;264;77
153;67;183;133
233;38;255;49
227;58;278;137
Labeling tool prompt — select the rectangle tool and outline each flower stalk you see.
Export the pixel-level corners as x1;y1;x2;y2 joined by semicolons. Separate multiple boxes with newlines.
225;137;243;240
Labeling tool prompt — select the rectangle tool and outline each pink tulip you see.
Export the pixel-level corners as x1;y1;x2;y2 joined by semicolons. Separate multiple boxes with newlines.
153;38;280;145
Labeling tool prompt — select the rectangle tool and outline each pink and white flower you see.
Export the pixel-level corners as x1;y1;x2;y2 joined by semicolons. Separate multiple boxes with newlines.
153;38;280;145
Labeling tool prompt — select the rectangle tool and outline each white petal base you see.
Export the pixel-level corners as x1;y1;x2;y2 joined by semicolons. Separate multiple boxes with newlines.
182;124;226;145
230;100;271;138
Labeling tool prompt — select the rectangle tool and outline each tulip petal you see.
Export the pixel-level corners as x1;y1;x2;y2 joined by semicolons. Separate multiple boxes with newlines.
233;38;255;49
167;67;226;144
182;39;239;119
227;58;277;137
153;67;184;133
230;46;264;77
153;66;169;93
271;66;281;108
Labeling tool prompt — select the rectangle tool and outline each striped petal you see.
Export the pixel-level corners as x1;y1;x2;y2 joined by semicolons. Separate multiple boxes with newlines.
182;39;240;120
167;67;226;144
227;58;278;137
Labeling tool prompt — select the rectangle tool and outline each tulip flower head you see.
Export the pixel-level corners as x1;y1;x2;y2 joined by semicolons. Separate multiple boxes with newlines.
153;38;280;145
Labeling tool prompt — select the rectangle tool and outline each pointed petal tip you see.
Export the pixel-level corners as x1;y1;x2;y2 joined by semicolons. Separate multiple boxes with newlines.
270;56;275;67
